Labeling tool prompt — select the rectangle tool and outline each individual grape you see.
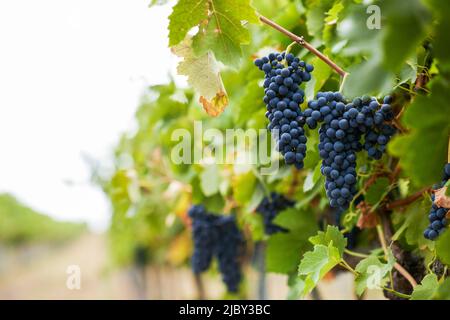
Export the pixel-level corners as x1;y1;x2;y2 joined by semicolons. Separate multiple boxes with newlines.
303;92;396;209
256;192;295;235
188;205;219;274
255;51;313;169
423;163;450;240
215;216;245;293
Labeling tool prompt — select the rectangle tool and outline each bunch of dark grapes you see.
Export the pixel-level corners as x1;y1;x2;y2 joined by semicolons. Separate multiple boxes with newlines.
215;216;245;293
303;92;395;209
254;52;313;169
188;205;219;274
256;192;295;235
361;95;396;159
423;163;450;240
188;205;244;293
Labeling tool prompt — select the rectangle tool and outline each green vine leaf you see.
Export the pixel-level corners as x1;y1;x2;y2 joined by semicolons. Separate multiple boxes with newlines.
435;278;450;300
354;250;395;296
298;243;341;296
410;274;439;300
168;0;209;47
304;56;332;101
191;0;259;67
324;1;344;25
381;0;431;71
392;199;435;251
267;208;318;274
200;164;220;196
231;170;256;206
389;79;450;187
435;229;450;266
172;38;229;116
309;225;347;257
365;177;390;206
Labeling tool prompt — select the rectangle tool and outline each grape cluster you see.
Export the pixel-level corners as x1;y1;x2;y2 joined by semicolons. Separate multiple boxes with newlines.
215;216;245;293
188;205;219;274
254;52;313;169
303;92;395;209
188;205;244;293
423;163;450;240
256;192;295;235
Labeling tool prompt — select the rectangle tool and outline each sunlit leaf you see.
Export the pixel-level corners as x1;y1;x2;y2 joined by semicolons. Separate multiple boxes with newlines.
172;38;229;116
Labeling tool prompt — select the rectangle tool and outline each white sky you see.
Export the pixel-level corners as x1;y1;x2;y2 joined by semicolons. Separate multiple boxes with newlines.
0;0;181;231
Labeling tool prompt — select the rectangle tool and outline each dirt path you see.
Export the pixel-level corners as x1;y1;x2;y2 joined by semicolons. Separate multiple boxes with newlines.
0;233;384;299
0;233;133;299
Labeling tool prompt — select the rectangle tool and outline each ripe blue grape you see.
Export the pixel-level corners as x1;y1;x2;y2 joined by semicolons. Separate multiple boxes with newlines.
255;51;313;169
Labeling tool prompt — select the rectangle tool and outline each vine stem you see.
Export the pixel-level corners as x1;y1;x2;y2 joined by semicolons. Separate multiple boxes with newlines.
376;225;389;257
339;73;348;93
258;14;348;78
282;42;297;67
285;41;297;56
385;187;431;210
339;261;357;275
340;257;413;298
344;249;371;259
194;273;206;299
376;224;418;288
382;286;411;299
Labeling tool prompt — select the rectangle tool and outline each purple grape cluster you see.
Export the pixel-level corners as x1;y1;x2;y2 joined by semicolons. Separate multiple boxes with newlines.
215;216;245;293
256;192;295;235
424;163;450;240
188;205;244;293
188;205;218;274
254;52;313;169
303;92;396;209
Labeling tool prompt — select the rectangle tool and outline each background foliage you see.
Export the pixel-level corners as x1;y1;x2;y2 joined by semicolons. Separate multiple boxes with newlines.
0;194;86;246
97;0;450;299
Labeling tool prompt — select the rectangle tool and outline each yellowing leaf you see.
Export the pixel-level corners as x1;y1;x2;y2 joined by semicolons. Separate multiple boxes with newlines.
174;191;191;218
231;171;256;206
172;39;228;116
199;92;228;117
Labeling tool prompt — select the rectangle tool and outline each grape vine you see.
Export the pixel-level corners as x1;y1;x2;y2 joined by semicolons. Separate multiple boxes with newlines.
100;0;450;301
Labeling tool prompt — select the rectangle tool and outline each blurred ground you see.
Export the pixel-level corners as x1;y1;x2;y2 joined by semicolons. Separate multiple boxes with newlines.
0;233;384;300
